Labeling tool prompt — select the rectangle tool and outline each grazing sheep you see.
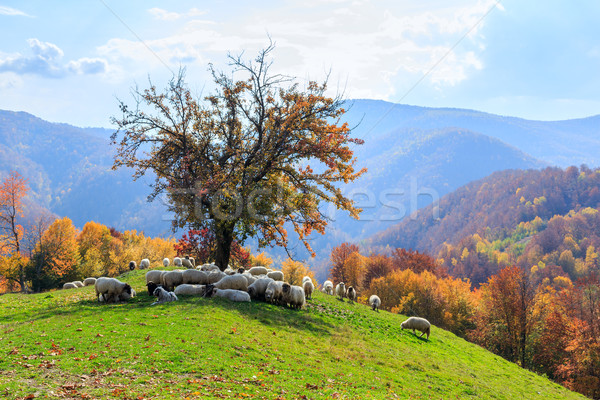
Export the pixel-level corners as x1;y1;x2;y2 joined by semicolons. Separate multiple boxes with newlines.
335;282;346;301
242;272;258;285
265;280;284;305
247;266;269;276
212;274;248;291
247;277;274;300
173;257;183;267
281;283;306;309
346;286;357;303
174;284;206;296
152;286;178;305
140;259;150;269
128;261;137;271
162;270;184;291
63;282;77;290
303;279;315;300
162;258;170;267
266;270;284;281
322;280;334;295
401;317;431;340
182;257;194;269
206;270;227;284
205;286;251;302
72;281;84;288
145;270;164;285
369;295;381;312
201;263;220;272
146;281;162;297
95;277;132;303
83;277;97;286
182;269;208;285
302;276;312;284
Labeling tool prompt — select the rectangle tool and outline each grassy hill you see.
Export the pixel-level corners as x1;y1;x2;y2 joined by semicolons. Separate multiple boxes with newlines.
0;270;584;399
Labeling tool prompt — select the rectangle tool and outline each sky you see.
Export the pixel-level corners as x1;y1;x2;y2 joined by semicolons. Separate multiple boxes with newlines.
1;0;600;128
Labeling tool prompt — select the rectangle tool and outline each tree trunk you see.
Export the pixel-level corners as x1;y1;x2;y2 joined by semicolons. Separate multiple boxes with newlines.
214;221;235;271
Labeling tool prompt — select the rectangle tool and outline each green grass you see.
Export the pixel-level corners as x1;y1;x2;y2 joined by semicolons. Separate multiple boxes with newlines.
0;270;585;399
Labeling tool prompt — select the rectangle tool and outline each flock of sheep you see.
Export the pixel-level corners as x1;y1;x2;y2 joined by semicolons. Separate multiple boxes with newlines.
63;256;432;340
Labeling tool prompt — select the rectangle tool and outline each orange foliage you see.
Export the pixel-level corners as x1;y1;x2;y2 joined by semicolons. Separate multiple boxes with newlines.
281;258;315;286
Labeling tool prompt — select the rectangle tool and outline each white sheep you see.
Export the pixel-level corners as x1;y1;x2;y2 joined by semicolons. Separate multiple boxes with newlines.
335;282;346;301
223;266;237;275
83;277;97;287
401;317;431;340
302;276;312;284
63;282;77;290
201;263;220;272
322;280;334;295
346;286;357;303
266;270;284;281
281;283;305;309
140;259;150;269
206;287;251;302
71;281;84;288
182;269;208;285
303;279;314;300
247;277;274;300
182;257;195;269
128;261;137;270
173;257;183;267
145;270;164;285
174;284;206;296
369;295;381;312
212;274;248;291
247;266;269;276
162;270;184;291
265;280;284;305
206;270;227;284
242;272;258;285
152;286;178;305
95;277;132;303
162;258;170;267
98;289;135;303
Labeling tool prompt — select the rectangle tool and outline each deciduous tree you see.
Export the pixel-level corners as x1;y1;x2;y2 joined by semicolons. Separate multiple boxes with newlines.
111;43;365;270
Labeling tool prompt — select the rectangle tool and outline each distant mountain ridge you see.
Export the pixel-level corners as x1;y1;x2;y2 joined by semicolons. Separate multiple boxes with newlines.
1;100;598;277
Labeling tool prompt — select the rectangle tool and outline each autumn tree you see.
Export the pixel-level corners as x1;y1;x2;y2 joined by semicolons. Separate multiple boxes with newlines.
281;258;315;286
174;228;250;267
0;172;29;291
329;242;360;284
111;43;365;270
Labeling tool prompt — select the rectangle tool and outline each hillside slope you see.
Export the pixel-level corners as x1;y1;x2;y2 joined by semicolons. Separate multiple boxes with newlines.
0;269;584;399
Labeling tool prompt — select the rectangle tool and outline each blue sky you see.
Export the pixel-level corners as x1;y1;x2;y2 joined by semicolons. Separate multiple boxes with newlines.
1;0;599;127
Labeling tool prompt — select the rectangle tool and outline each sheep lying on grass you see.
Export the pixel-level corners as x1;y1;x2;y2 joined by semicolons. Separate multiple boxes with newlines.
248;266;269;276
322;280;333;295
174;284;206;296
212;274;248;291
163;258;170;267
140;259;150;269
95;277;132;303
83;277;97;286
128;261;137;271
303;278;314;300
152;286;178;305
346;286;357;303
369;295;381;312
401;317;431;340
265;281;284;305
266;270;284;281
63;282;77;290
335;282;346;301
200;263;220;272
206;270;226;284
204;285;251;302
281;283;305;309
247;277;274;300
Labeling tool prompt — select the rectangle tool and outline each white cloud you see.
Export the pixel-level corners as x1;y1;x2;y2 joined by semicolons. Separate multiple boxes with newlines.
148;7;205;21
0;39;108;78
0;6;32;17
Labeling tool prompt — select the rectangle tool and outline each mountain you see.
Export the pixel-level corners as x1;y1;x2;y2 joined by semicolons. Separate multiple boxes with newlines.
369;166;600;285
0;110;174;237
